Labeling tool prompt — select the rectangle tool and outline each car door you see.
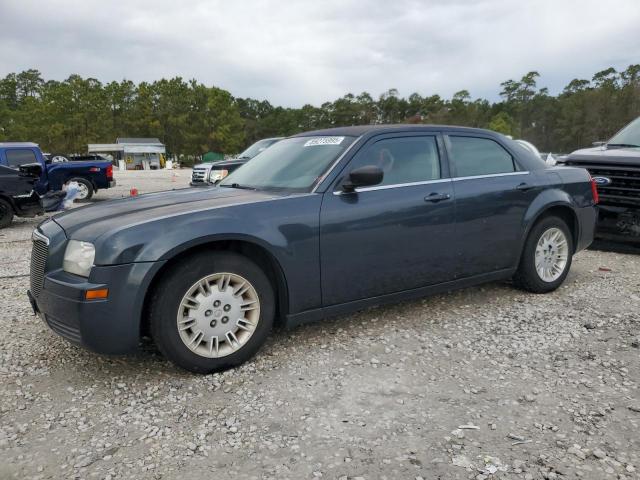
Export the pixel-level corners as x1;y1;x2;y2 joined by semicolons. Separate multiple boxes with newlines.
319;133;457;306
445;134;541;277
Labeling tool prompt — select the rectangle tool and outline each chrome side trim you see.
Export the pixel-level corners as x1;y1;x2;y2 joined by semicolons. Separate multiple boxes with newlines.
452;171;529;181
333;178;451;195
311;136;363;193
32;229;50;246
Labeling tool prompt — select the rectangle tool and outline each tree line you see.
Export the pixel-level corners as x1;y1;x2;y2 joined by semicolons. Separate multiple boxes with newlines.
0;65;638;157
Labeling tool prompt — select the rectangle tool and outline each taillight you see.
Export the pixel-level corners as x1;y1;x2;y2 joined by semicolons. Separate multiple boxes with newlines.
106;164;113;179
590;177;599;205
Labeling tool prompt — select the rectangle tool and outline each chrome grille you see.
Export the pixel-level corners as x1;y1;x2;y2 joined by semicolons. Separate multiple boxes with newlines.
191;168;208;183
30;231;49;297
564;162;640;207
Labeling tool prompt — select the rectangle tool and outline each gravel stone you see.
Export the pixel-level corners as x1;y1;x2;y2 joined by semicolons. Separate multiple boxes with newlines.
0;170;639;479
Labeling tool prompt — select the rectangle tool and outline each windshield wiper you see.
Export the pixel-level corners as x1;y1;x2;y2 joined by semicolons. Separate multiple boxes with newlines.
237;156;252;160
219;183;257;190
607;143;640;148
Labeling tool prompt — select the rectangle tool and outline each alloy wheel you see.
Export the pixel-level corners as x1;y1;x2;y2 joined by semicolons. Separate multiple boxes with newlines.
534;227;569;282
75;183;89;199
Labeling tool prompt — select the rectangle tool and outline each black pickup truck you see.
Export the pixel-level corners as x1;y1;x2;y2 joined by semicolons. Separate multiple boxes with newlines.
560;116;640;243
0;162;44;227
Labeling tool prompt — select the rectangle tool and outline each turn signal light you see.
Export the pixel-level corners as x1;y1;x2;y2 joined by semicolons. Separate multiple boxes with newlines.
85;289;109;300
590;177;599;205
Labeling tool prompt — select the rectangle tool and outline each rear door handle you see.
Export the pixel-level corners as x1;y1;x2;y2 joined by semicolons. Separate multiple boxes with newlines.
515;182;534;192
424;192;451;203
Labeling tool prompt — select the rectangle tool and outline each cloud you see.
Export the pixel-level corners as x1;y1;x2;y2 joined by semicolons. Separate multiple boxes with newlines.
0;0;638;106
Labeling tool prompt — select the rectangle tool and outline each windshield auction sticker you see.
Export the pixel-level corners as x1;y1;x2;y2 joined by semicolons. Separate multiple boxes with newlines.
303;136;345;147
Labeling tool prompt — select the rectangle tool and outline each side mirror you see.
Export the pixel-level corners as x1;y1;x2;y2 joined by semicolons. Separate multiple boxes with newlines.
19;163;43;178
592;141;606;147
342;165;383;192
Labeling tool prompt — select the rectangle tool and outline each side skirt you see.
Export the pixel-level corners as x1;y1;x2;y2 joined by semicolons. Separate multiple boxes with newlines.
284;268;516;329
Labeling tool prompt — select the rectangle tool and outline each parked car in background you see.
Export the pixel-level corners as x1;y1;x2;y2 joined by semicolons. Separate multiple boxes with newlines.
190;137;282;186
45;153;112;163
0;143;115;201
559;116;640;243
29;125;597;373
0;162;44;227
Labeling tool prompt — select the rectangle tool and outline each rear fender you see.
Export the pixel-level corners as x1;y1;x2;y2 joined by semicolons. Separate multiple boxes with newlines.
518;188;579;259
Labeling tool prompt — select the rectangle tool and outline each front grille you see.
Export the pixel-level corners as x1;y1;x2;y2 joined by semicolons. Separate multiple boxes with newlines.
45;315;81;344
191;168;208;182
565;162;640;207
30;232;48;297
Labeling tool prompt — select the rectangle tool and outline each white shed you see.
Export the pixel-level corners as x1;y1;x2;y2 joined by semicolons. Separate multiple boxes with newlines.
88;138;166;170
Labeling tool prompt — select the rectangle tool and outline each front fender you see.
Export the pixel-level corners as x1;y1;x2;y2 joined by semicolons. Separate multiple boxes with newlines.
94;194;323;315
95;208;295;265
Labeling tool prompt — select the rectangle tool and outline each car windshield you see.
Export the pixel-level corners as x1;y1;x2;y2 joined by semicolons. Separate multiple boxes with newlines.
608;116;640;147
237;138;280;159
219;136;355;192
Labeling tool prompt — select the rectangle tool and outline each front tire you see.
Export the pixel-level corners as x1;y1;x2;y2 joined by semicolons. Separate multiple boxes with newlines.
0;198;14;228
149;251;275;373
513;216;573;293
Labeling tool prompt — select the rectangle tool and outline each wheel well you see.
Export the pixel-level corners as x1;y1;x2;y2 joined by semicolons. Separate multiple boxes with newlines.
140;240;289;337
535;205;579;252
69;176;95;191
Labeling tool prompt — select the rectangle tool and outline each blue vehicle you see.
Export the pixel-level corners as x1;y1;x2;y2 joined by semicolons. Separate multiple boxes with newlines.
0;142;115;203
27;125;597;373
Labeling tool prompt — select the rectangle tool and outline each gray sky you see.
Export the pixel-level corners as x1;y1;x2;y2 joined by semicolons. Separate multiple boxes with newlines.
1;0;638;106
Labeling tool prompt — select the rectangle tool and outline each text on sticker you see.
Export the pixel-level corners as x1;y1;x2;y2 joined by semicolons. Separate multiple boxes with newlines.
303;137;345;147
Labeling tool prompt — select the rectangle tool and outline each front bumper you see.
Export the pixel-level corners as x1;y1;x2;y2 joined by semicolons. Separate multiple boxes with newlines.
108;179;117;188
594;205;640;244
29;261;161;354
189;180;212;187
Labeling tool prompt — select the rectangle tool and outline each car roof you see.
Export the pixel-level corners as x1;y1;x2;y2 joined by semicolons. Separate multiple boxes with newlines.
291;124;499;138
0;142;39;148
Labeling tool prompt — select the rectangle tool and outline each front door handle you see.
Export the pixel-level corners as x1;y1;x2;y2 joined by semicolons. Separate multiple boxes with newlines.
515;182;534;192
424;192;451;203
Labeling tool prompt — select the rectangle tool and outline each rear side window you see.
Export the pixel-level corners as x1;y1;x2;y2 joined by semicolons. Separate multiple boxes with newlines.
347;136;441;186
5;149;38;169
448;136;515;177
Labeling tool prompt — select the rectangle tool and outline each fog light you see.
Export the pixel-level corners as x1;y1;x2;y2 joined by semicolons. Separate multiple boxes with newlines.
85;288;108;300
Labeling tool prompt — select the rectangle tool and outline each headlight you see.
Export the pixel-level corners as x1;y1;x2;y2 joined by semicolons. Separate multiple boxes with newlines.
209;169;229;183
63;240;95;277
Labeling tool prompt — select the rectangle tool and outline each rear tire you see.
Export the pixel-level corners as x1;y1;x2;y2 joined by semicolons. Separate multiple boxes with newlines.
67;177;94;201
149;251;275;373
513;216;573;293
0;199;14;228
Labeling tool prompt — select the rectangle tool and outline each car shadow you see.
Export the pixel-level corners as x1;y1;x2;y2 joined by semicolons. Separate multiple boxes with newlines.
589;239;640;255
48;280;522;380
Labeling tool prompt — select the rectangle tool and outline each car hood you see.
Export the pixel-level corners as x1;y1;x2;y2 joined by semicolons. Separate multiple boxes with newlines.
53;187;282;240
566;146;640;166
194;159;247;170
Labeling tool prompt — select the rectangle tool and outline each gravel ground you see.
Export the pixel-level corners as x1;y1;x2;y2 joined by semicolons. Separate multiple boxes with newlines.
0;170;639;480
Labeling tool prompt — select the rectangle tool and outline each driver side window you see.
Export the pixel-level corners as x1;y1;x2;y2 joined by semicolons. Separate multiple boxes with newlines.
348;136;441;187
6;149;38;169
